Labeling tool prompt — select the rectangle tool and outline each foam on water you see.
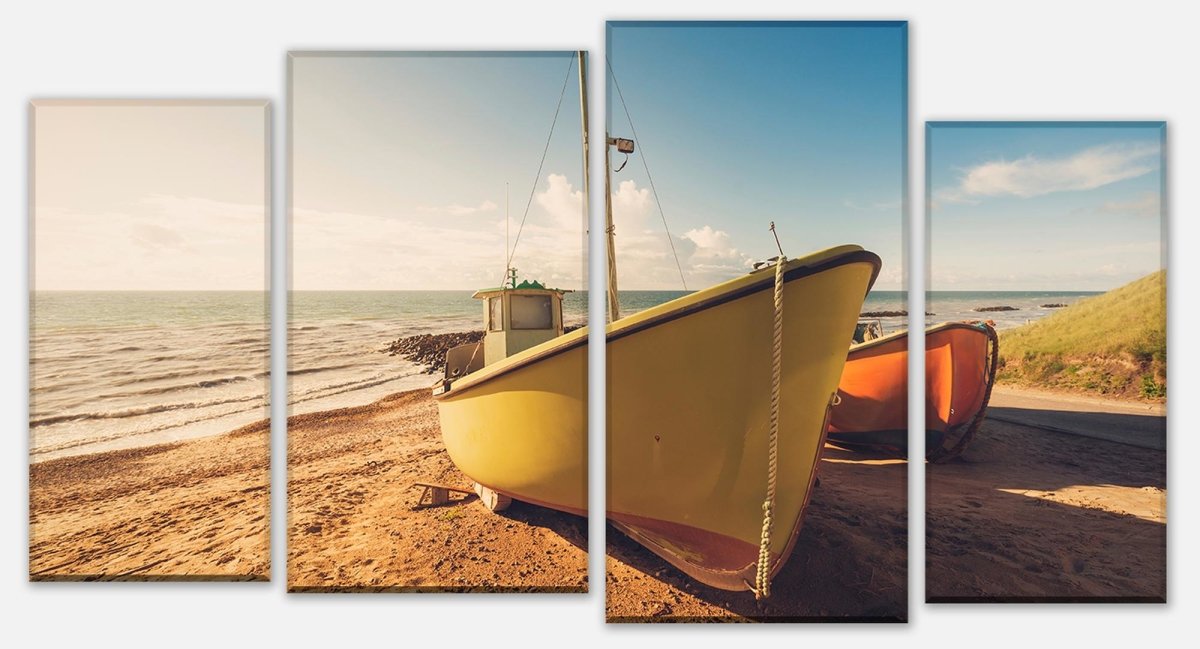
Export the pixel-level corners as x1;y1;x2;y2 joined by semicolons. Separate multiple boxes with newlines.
31;291;270;461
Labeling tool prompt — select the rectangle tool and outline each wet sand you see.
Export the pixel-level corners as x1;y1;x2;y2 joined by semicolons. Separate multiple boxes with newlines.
287;389;588;592
606;446;908;622
927;391;1166;602
29;422;270;580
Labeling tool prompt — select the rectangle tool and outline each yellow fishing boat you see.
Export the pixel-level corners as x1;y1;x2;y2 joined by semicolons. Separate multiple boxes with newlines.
606;245;881;592
434;51;591;516
433;50;882;597
434;280;588;515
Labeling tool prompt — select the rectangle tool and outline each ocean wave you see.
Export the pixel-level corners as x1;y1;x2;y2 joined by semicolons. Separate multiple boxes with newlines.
30;400;270;457
30;392;268;428
89;374;262;399
288;363;360;377
107;367;223;387
287;372;424;407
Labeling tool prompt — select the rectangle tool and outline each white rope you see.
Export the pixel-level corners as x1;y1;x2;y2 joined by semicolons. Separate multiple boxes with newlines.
752;254;786;599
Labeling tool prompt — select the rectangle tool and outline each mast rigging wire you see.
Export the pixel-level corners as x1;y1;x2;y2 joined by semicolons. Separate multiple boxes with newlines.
605;57;689;291
461;55;576;379
503;54;576;285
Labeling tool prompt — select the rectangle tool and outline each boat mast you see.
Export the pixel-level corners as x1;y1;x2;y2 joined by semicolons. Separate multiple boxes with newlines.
600;103;621;320
603;138;620;322
579;50;616;322
505;181;510;285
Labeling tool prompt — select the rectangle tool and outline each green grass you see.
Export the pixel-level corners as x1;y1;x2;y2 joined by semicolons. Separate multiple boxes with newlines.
997;269;1166;401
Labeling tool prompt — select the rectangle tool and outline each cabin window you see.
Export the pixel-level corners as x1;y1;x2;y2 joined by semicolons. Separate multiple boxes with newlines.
488;297;503;331
510;295;553;330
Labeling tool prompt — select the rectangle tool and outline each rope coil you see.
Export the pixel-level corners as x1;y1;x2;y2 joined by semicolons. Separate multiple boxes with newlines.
751;254;787;599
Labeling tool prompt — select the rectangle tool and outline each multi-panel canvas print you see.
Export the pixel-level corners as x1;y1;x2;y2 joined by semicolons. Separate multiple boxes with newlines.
29;99;271;580
288;52;589;592
22;31;1169;619
924;122;1166;602
603;21;908;621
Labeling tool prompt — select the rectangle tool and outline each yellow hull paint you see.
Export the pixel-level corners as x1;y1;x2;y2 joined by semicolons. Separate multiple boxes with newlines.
435;327;588;514
435;245;880;592
607;245;880;590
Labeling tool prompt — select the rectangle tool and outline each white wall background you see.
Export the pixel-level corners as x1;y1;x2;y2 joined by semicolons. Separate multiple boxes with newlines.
2;1;1194;646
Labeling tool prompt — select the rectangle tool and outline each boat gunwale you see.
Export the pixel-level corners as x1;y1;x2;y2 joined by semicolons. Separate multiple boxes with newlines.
432;326;589;400
847;319;995;354
831;319;999;457
435;246;881;401
607;248;881;344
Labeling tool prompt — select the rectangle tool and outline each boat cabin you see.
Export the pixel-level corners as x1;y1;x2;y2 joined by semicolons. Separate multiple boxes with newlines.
436;274;569;394
474;279;569;366
853;320;884;344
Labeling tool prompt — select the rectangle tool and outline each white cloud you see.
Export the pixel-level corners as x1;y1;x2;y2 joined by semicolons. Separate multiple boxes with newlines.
681;225;753;279
533;173;584;231
1098;192;1160;219
937;142;1159;203
682;225;734;257
293;173;584;290
34;195;265;290
129;222;186;250
607;179;754;290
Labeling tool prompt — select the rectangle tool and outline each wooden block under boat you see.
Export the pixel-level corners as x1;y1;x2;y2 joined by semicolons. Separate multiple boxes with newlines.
410;482;474;509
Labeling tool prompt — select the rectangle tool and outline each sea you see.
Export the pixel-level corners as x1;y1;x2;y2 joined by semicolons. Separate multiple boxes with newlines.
287;291;588;418
30;291;270;462
925;291;1102;331
621;289;1103;335
30;288;1097;462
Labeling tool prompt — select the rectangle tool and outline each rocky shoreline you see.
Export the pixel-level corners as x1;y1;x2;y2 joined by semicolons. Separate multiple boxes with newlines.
383;331;484;374
385;327;582;374
860;310;935;318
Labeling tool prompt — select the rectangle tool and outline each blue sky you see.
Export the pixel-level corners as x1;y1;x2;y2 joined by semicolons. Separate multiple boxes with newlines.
292;52;585;290
606;22;906;290
928;123;1164;291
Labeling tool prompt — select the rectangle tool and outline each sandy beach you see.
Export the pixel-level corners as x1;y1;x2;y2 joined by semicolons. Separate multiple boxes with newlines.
287;386;905;610
286;389;588;592
29;421;270;580
927;386;1166;602
31;376;1161;606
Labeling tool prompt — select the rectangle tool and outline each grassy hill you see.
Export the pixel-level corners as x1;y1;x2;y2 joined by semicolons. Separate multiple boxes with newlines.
997;270;1166;401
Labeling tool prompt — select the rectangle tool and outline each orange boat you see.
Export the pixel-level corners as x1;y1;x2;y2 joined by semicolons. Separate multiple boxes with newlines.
827;321;998;462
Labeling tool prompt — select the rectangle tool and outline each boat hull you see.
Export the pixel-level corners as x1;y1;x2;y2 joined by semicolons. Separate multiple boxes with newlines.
826;321;998;461
435;328;588;515
607;246;881;591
